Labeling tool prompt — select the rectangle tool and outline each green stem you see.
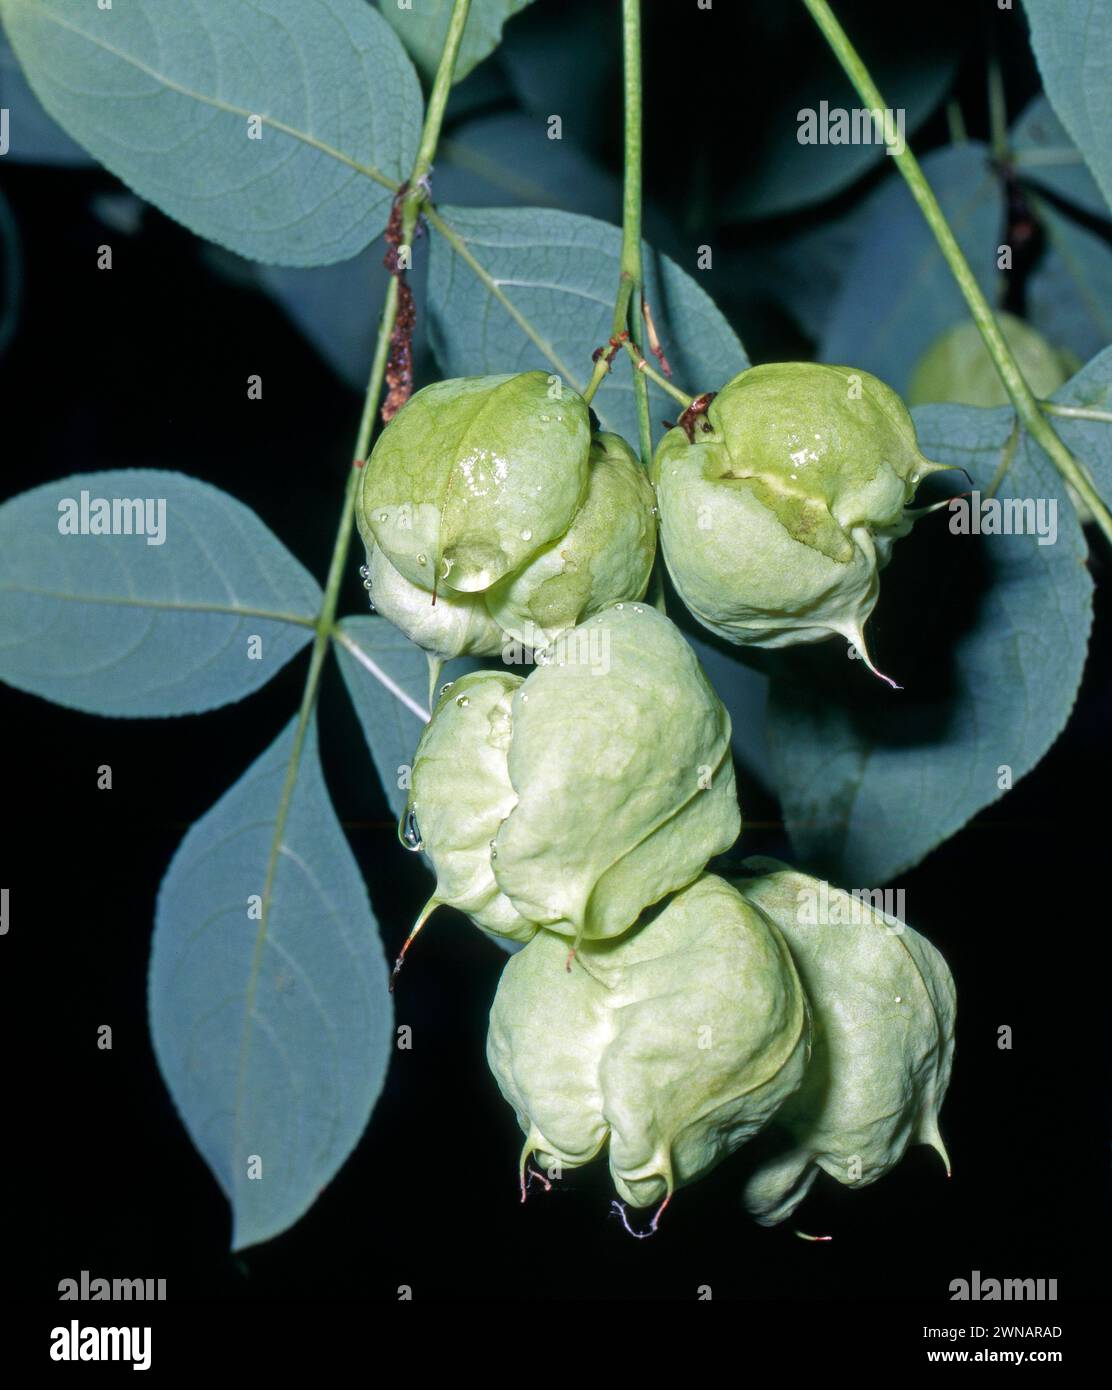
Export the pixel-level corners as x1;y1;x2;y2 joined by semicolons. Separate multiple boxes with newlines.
618;0;663;614
1043;402;1112;426
621;337;692;407
581;0;652;462
620;0;653;466
254;0;472;937
801;0;1112;546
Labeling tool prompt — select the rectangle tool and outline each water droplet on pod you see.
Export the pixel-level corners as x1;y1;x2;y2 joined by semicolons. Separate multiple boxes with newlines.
417;553;427;566
455;695;470;708
399;808;423;852
440;682;454;695
521;529;532;541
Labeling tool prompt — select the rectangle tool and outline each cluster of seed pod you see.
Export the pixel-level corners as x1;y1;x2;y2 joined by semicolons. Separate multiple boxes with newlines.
368;368;955;1227
356;370;656;700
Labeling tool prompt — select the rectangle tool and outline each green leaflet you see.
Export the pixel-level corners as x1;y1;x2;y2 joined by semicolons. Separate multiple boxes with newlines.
0;0;421;264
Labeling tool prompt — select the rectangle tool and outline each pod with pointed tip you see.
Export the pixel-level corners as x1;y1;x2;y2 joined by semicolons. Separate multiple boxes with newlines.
651;363;949;683
404;670;537;945
731;857;955;1226
486;873;811;1207
401;604;741;952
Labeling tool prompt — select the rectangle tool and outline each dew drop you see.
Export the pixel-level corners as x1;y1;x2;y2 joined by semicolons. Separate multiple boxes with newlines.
894;995;903;1004
489;840;498;860
521;528;533;541
362;578;372;590
358;564;369;579
615;602;624;610
455;694;470;708
399;808;423;852
633;605;643;614
379;512;388;523
417;553;427;566
439;682;454;695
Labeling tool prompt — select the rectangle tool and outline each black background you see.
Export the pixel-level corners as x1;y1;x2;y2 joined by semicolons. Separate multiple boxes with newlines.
1;0;1109;1320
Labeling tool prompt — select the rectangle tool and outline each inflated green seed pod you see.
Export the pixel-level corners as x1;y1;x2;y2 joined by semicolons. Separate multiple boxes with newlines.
404;670;537;947
358;371;591;593
367;544;506;663
731;857;955;1226
399;604;740;961
651;363;948;685
492;603;741;942
484;431;657;650
486;874;811;1207
908;312;1076;409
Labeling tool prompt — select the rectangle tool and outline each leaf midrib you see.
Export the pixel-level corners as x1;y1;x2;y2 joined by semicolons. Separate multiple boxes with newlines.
0;583;318;627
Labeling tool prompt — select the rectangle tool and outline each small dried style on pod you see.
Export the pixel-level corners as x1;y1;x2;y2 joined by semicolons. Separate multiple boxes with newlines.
486;874;811;1210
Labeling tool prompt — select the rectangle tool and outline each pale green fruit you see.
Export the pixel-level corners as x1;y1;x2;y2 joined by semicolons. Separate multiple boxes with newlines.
405;670;537;945
401;604;740;956
651;363;946;684
366;544;506;664
493;603;741;942
732;858;955;1226
486;874;811;1207
358;372;591;593
908;312;1075;408
484;432;657;650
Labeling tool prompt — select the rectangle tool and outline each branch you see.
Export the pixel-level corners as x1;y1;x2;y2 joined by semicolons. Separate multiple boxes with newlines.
581;0;653;464
252;0;474;940
802;0;1112;546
